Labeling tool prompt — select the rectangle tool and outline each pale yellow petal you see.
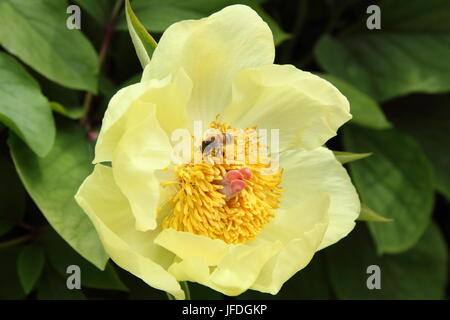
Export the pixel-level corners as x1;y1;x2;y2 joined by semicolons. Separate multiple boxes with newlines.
155;169;179;209
112;99;172;231
168;256;211;284
207;239;282;296
142;4;275;124
75;164;184;299
158;228;282;296
93;82;151;164
140;68;193;134
223;64;351;150
280;147;360;249
94;70;192;164
251;193;330;294
169;239;282;296
155;228;230;265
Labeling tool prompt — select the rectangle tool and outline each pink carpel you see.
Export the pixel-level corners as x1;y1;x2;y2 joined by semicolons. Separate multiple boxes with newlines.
217;168;252;201
230;180;246;193
239;167;252;180
224;170;244;182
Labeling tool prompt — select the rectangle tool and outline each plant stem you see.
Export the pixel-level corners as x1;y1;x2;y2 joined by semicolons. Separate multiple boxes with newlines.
166;292;176;300
16;220;35;231
80;0;124;129
0;234;32;249
181;281;191;300
98;0;124;67
166;281;191;300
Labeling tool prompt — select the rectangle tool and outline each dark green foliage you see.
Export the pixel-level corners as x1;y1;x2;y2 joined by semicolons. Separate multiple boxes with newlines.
0;0;448;300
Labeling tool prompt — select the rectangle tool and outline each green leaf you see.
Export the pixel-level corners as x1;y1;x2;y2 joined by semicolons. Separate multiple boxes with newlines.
314;0;450;101
125;0;158;68
333;151;372;164
0;53;55;156
17;244;45;294
384;93;450;201
73;0;112;24
0;153;25;236
0;246;26;299
119;0;290;46
38;75;84;120
342;125;434;253
0;0;99;92
319;74;391;129
326;223;448;299
358;203;393;222
9;120;108;270
38;75;83;112
37;265;86;300
50;102;84;120
44;231;127;292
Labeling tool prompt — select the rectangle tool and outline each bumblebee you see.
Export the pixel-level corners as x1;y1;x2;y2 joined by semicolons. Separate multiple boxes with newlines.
201;132;233;157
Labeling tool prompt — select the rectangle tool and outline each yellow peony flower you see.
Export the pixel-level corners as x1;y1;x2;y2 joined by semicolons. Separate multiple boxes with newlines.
75;5;359;299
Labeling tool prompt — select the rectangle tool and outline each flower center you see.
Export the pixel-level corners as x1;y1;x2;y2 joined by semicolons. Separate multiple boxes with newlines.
162;120;283;244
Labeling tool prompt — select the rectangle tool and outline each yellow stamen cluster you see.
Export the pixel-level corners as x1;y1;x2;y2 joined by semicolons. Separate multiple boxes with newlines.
162;120;283;244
